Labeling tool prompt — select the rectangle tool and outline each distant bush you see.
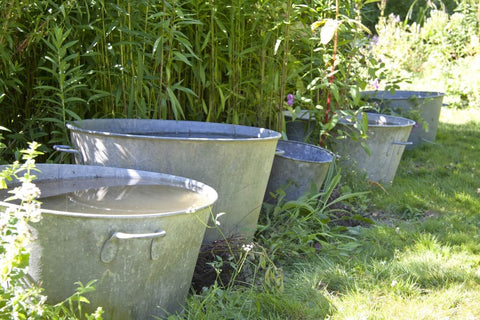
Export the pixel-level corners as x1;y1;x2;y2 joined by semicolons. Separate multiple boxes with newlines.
361;0;460;32
369;1;480;108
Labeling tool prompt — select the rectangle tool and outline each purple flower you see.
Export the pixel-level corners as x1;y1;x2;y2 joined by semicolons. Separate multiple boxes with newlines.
286;94;294;106
371;78;379;90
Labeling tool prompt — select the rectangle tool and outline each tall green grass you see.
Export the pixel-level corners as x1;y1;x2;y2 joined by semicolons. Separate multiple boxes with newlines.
0;0;377;162
172;107;480;319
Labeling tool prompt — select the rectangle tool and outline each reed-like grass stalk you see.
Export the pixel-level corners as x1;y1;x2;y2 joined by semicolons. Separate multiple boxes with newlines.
0;0;375;163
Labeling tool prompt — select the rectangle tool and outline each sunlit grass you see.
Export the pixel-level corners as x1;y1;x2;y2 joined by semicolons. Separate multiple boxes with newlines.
317;107;480;319
176;106;480;320
368;106;480;217
330;283;480;320
440;107;480;125
300;232;480;319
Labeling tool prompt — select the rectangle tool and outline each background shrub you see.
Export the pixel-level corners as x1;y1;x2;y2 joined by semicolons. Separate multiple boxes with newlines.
369;1;480;109
0;0;379;162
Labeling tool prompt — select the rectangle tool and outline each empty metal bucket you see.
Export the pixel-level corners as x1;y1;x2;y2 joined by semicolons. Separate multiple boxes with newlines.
59;119;281;243
0;164;217;319
283;110;317;143
264;140;334;203
362;90;444;148
330;113;415;184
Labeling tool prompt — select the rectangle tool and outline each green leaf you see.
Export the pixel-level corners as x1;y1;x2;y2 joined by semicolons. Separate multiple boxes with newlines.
152;37;164;55
65;108;83;120
361;141;371;157
166;87;185;119
88;91;112;103
321;19;339;45
171;83;197;97
38;117;65;125
330;83;340;102
64;97;86;104
172;51;192;66
351;86;361;106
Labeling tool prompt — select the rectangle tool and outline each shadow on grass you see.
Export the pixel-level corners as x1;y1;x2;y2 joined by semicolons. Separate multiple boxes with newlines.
305;117;480;295
179;115;480;319
366;118;480;249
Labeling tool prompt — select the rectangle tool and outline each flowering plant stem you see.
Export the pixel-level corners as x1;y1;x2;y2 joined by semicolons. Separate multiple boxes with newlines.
321;0;339;147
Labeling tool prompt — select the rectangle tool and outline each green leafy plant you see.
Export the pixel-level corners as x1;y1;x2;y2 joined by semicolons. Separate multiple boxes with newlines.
0;0;388;163
35;26;87;149
282;0;389;147
369;1;480;109
257;164;372;263
192;211;284;293
0;141;103;319
0;142;45;318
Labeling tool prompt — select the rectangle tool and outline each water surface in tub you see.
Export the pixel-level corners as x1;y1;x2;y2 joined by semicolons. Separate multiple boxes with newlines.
35;178;208;215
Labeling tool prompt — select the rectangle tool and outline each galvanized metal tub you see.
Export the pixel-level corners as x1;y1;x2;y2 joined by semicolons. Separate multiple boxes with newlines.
60;119;281;243
264;140;334;203
0;164;217;320
283;110;317;143
362;90;445;148
330;113;415;184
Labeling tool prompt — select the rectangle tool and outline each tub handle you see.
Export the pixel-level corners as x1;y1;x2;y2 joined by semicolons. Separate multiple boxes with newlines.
387;141;413;156
113;231;166;240
100;230;167;263
275;148;285;156
53;145;80;154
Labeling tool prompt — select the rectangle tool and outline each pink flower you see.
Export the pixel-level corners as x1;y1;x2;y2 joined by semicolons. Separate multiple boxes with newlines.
286;94;294;106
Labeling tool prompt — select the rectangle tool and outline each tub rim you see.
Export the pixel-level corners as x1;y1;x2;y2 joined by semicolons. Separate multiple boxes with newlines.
338;112;416;128
66;119;282;142
361;90;445;101
275;140;335;164
0;164;218;219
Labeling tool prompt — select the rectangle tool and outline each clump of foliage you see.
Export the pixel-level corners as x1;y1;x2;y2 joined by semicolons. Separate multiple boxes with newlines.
361;0;460;32
0;0;381;162
257;165;373;263
0;141;103;319
369;0;480;108
0;142;46;318
282;0;386;146
176;165;371;318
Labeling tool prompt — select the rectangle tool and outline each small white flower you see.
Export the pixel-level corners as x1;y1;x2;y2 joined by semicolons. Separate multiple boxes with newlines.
11;182;41;202
242;243;254;252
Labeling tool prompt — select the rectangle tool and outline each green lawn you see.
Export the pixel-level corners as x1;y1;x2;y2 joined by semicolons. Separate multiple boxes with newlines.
177;107;480;319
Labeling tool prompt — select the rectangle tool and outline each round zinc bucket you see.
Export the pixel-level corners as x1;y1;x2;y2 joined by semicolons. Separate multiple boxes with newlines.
58;119;281;243
0;164;217;320
283;110;317;143
330;113;415;184
362;90;445;148
264;140;334;203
